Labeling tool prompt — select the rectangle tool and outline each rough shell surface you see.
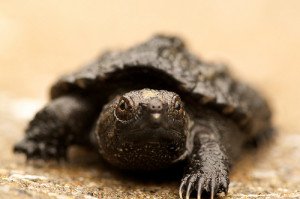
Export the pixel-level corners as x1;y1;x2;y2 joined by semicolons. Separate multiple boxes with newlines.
50;35;271;135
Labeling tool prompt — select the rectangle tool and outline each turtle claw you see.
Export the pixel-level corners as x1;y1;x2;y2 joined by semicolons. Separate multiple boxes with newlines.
197;179;203;199
185;180;193;199
179;180;185;199
210;178;215;199
179;170;229;199
14;138;67;161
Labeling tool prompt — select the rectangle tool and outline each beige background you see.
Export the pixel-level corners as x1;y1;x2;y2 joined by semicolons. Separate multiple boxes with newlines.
1;0;300;133
0;1;300;198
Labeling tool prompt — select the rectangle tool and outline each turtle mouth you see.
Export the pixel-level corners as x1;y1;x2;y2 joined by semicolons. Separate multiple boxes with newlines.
121;127;183;143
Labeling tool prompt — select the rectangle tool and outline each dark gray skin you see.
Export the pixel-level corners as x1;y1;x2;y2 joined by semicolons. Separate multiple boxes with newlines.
14;35;273;199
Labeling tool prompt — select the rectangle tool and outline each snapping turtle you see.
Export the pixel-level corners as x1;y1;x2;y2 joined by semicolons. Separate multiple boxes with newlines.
14;35;273;198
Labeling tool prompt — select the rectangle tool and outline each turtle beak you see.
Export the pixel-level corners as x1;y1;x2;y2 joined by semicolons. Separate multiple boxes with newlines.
149;113;163;127
151;113;161;121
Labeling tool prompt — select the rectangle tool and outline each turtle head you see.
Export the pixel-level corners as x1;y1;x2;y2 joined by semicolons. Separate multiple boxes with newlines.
96;89;189;170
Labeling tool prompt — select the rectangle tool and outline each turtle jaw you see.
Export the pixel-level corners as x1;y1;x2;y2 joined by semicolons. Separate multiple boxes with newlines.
121;127;185;145
112;117;188;169
117;96;188;152
115;108;187;169
102;128;187;170
97;121;188;170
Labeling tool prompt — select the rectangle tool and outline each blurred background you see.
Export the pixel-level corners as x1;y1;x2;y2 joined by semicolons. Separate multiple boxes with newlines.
0;1;300;198
1;0;299;132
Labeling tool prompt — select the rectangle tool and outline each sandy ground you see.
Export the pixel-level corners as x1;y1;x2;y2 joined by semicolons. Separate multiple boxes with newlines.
0;1;300;198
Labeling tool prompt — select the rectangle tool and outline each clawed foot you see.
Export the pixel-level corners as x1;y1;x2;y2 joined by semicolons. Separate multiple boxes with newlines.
179;171;229;199
14;138;67;161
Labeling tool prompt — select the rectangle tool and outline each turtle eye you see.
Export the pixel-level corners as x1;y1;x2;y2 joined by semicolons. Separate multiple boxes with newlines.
119;99;128;111
173;97;184;118
173;96;183;111
174;100;182;111
115;97;134;122
117;97;131;111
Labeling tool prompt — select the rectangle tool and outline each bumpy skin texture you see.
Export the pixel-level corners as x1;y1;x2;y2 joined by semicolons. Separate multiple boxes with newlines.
14;35;273;198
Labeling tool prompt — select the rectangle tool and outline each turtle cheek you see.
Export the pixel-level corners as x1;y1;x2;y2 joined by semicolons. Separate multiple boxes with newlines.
168;110;188;130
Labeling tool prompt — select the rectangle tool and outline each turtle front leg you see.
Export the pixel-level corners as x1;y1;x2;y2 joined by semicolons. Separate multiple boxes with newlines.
14;95;97;160
179;131;229;199
179;114;245;199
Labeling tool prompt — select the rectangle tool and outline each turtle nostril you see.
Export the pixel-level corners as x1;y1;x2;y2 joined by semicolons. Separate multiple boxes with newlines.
148;99;163;112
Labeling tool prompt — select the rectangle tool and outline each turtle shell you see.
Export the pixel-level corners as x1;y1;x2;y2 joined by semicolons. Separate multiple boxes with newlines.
50;35;272;135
